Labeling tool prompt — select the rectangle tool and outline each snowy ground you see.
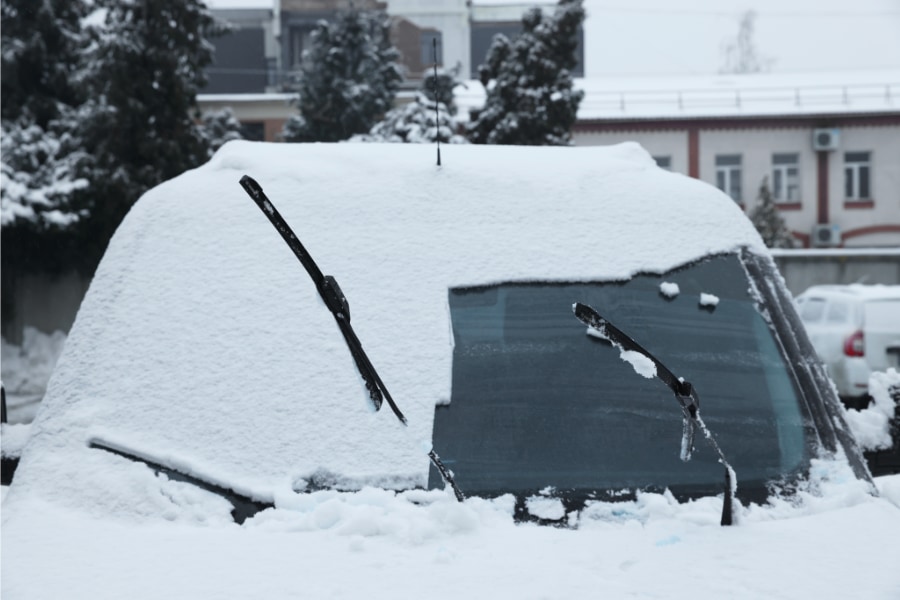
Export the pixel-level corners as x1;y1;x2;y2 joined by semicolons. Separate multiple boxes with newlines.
3;470;900;599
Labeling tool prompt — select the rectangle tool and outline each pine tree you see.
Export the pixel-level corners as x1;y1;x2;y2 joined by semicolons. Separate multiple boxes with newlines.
750;177;795;248
1;0;91;230
2;0;224;276
1;0;92;283
467;0;584;146
201;108;245;157
1;117;89;230
354;66;467;144
282;6;402;142
78;0;220;197
1;0;88;126
70;0;223;269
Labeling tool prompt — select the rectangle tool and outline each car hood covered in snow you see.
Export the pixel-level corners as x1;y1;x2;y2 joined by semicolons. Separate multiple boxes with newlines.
3;142;899;599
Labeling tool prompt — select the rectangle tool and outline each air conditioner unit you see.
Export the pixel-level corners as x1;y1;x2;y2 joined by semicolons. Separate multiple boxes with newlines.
812;128;840;151
812;223;841;247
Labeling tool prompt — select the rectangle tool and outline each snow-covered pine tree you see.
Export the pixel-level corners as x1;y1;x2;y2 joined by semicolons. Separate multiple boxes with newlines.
202;108;245;157
1;0;92;284
749;177;795;248
1;0;91;230
78;0;220;197
1;0;88;126
1;118;89;230
282;6;402;142
70;0;223;268
467;0;584;145
354;66;467;144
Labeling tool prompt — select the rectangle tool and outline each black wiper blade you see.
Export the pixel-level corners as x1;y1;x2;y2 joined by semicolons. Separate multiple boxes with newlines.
573;302;737;526
240;175;401;423
89;439;273;524
239;176;464;503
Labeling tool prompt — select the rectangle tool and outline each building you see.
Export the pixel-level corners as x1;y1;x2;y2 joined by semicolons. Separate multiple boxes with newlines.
456;70;900;248
201;0;583;139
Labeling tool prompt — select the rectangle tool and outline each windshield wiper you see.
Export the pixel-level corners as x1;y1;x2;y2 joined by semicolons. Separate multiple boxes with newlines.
89;439;273;524
573;302;737;526
239;176;464;502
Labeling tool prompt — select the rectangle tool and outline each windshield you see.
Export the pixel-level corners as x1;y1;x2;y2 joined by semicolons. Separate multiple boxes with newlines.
429;253;811;502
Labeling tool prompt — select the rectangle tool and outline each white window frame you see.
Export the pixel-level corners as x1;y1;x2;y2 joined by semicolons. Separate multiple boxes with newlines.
715;154;742;202
772;153;800;203
844;151;872;201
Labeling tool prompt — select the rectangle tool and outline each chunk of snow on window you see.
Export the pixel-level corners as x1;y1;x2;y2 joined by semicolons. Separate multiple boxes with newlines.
844;369;900;451
525;495;566;521
700;293;720;307
620;350;656;379
659;281;680;298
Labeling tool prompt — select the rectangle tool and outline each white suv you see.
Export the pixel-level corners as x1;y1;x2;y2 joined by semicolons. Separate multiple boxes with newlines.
796;285;900;399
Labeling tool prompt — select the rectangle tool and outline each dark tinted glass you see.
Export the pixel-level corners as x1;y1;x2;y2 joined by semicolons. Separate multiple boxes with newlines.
430;254;811;501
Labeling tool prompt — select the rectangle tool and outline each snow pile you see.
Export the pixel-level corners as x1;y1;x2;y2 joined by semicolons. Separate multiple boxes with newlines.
659;281;680;298
3;467;899;600
1;423;32;458
584;318;656;379
699;292;720;308
620;350;657;379
1;327;67;398
845;369;900;451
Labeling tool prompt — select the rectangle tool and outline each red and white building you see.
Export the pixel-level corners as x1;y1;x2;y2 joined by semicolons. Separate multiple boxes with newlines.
557;71;899;248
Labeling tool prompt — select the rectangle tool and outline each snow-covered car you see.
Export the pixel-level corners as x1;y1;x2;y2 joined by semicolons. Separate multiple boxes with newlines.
3;142;899;599
795;284;900;401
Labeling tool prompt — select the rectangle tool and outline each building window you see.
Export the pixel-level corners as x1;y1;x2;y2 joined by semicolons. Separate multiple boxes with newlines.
715;154;742;202
772;153;800;203
420;31;443;67
844;152;871;200
653;156;671;170
289;27;313;68
240;122;266;142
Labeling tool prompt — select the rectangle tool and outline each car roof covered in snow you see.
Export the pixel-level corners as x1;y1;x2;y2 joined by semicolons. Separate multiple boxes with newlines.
11;141;768;515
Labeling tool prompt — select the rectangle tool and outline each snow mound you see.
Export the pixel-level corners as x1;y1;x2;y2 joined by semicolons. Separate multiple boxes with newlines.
699;292;720;307
1;327;67;397
845;369;900;451
659;281;680;298
9;142;767;521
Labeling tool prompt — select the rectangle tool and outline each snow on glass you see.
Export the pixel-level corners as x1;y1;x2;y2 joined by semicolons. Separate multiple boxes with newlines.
659;281;680;298
699;292;720;307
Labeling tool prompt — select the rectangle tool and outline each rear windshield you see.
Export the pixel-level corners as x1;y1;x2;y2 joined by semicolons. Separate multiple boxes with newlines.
430;253;811;502
798;298;826;323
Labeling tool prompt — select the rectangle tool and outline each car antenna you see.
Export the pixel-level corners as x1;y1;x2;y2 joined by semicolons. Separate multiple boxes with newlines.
433;37;441;167
573;302;738;526
239;175;464;502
